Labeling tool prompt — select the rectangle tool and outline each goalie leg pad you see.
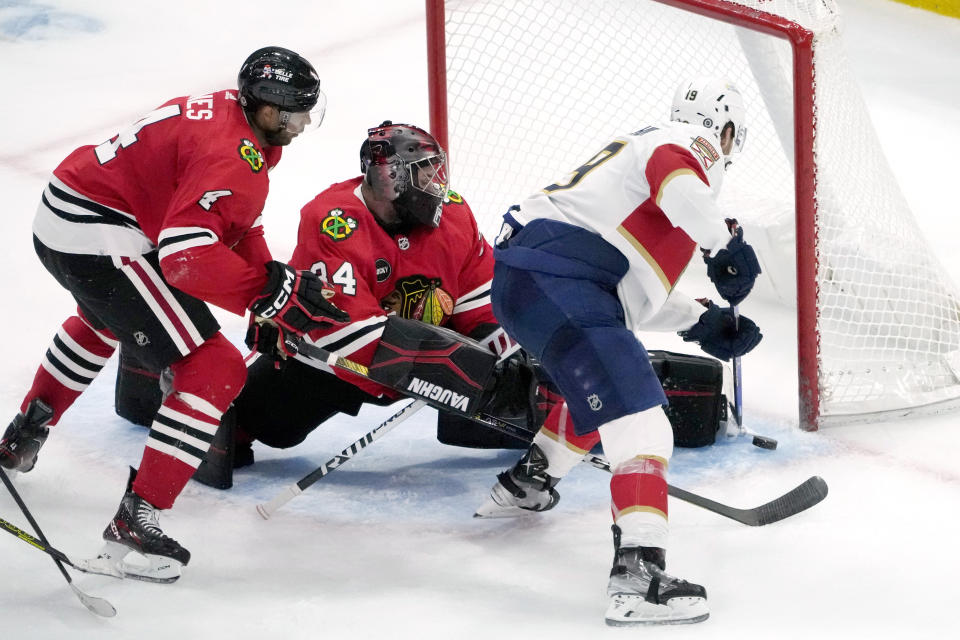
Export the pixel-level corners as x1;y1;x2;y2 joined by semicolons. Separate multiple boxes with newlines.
115;348;164;427
648;351;725;448
369;317;498;415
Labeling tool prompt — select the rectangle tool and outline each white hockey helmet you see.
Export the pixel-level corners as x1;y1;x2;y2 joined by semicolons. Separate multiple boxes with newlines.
670;77;747;157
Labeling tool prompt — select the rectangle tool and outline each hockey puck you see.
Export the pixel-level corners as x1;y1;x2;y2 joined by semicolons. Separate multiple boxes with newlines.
751;435;778;450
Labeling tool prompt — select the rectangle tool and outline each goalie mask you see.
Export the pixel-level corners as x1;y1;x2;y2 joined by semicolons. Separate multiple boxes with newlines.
670;77;747;160
360;121;448;232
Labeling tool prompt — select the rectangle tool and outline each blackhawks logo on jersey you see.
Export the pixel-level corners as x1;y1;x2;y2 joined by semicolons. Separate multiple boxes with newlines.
321;209;357;241
380;275;453;326
238;139;264;172
446;189;463;204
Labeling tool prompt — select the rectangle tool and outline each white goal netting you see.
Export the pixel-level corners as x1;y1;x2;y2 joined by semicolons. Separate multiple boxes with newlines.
435;0;960;426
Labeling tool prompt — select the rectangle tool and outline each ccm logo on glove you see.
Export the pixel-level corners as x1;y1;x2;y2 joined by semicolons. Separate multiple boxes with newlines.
255;268;296;319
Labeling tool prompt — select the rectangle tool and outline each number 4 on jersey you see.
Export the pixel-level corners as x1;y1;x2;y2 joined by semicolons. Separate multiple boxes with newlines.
95;104;181;164
197;190;233;211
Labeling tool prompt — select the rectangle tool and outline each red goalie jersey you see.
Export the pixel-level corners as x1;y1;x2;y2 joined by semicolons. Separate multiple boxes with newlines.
37;90;280;315
290;177;500;397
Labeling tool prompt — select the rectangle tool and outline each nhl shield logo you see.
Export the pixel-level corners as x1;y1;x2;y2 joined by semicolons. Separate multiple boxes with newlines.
587;393;602;411
134;331;150;347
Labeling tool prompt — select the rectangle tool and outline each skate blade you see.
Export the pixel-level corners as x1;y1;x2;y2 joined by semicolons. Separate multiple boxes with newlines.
473;496;541;519
74;541;183;584
604;594;709;626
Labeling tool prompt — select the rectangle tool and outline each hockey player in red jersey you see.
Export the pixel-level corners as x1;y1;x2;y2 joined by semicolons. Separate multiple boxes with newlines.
189;121;539;487
0;46;349;582
476;78;764;625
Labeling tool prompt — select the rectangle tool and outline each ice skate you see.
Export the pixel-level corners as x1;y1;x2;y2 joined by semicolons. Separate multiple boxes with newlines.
76;467;191;583
0;399;54;473
604;525;708;626
474;443;560;518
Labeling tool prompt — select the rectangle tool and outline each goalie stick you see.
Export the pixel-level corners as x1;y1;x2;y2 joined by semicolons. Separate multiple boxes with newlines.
256;398;427;519
258;336;522;519
264;342;829;526
0;468;117;617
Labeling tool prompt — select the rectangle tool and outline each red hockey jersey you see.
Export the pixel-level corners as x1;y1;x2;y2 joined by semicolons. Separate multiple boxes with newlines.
290;177;498;396
34;90;281;315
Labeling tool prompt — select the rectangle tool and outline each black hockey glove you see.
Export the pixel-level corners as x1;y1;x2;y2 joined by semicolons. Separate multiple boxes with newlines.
249;261;350;346
245;316;299;361
679;301;762;361
703;225;762;306
478;351;539;428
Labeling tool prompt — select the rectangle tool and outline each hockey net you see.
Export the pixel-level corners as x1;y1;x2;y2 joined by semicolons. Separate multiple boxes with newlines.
426;0;960;429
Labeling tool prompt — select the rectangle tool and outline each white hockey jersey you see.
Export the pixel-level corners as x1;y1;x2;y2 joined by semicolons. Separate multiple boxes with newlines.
509;121;733;332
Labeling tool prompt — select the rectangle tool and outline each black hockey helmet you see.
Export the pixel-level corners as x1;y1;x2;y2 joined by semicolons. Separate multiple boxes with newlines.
237;46;323;113
360;121;448;229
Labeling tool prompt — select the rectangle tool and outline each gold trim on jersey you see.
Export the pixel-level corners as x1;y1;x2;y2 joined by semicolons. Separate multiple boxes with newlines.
616;225;673;292
653;167;697;207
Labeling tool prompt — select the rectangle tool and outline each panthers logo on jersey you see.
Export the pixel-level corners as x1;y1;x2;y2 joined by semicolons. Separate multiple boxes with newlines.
689;136;720;171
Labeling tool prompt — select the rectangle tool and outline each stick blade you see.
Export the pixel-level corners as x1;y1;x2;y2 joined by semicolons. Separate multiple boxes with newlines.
752;476;829;526
70;583;117;618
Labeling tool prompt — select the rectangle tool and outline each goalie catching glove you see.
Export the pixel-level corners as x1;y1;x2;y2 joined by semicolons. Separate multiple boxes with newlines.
703;223;761;306
679;300;762;361
248;261;350;357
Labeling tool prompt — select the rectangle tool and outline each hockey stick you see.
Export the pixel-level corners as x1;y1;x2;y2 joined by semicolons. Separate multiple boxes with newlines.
257;337;524;519
729;305;777;450
256;398;427;519
1;513;77;566
0;468;117;617
290;344;829;526
732;305;744;428
459;416;827;525
665;475;829;527
721;218;776;449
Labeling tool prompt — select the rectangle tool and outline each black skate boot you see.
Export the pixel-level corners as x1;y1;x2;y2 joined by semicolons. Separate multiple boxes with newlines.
474;443;561;518
0;399;54;473
76;467;190;583
605;525;708;626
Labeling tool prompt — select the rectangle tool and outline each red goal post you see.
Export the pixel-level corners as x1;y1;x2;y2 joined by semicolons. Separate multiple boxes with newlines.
426;0;960;430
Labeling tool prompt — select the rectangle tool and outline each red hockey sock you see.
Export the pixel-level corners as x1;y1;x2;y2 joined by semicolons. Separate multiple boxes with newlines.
539;401;601;453
610;456;669;521
20;312;117;425
133;333;246;509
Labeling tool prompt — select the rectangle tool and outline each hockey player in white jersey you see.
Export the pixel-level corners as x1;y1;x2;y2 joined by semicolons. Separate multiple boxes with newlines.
479;77;763;625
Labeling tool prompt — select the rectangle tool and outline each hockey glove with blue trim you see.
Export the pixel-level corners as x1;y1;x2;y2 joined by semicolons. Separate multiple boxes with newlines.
679;300;762;361
703;225;762;306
